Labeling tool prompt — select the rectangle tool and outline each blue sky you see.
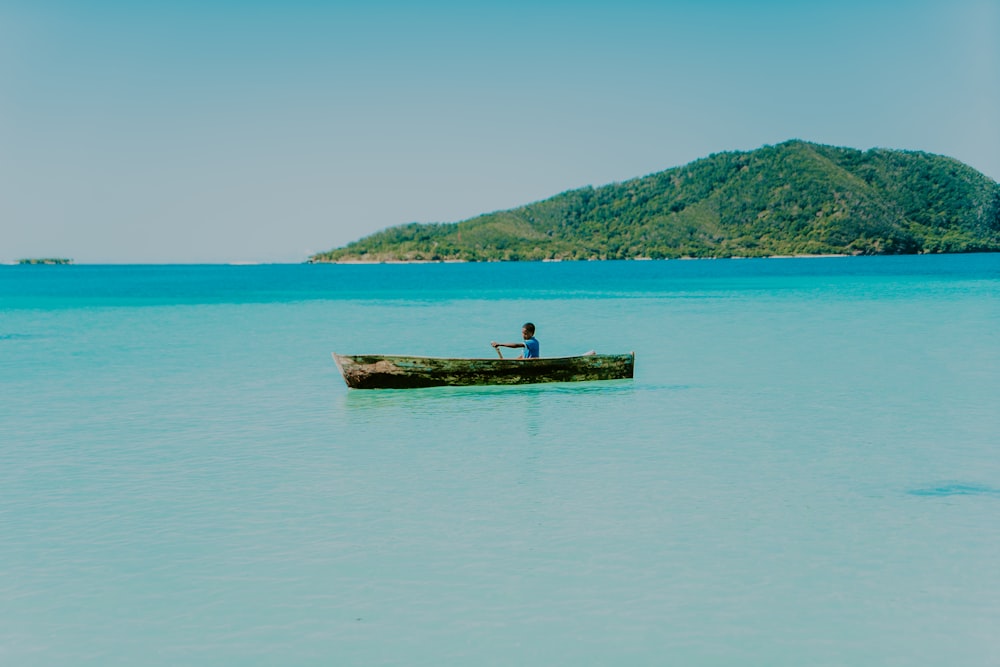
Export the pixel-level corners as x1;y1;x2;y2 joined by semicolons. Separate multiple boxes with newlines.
2;0;997;263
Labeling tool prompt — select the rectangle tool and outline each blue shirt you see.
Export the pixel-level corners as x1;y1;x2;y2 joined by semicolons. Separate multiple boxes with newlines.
523;337;540;358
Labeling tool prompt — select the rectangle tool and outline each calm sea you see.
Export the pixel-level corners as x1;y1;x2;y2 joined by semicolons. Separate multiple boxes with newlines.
2;255;998;666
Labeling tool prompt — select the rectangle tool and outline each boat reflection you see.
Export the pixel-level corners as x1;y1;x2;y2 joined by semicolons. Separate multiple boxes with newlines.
337;378;637;411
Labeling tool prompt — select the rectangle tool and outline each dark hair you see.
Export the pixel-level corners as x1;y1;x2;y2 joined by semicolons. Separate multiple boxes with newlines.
522;322;535;335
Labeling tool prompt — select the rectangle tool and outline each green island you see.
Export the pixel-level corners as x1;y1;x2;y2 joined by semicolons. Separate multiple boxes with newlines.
17;258;74;265
309;140;1000;263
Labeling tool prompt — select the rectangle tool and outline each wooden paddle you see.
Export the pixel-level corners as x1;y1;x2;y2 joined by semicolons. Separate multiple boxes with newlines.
494;344;503;358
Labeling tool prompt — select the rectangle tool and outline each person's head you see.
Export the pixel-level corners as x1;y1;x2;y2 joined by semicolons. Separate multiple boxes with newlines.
522;322;535;339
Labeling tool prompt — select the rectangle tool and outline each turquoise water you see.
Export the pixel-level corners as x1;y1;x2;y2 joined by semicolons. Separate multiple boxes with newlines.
2;255;999;666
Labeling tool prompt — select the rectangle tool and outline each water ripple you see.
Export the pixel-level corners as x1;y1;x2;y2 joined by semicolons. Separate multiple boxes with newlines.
907;483;1000;498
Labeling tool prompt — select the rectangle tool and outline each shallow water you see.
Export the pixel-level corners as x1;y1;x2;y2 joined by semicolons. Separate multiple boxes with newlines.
2;255;998;666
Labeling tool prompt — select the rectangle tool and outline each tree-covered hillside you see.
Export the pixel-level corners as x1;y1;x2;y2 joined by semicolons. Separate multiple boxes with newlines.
309;141;1000;262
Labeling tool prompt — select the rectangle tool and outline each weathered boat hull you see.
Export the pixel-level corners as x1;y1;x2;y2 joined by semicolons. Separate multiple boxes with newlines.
332;352;635;389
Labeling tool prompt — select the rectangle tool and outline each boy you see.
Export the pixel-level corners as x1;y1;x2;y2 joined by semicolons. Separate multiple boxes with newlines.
491;323;539;359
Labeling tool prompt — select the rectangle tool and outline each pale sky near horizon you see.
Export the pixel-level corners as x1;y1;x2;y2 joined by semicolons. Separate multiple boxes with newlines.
2;0;998;263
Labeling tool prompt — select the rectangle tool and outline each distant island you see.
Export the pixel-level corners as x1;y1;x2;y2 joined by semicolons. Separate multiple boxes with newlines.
17;258;73;265
309;140;1000;263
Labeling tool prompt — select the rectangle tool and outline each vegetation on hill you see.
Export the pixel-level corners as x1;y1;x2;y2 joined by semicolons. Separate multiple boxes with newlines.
17;258;74;265
309;141;1000;262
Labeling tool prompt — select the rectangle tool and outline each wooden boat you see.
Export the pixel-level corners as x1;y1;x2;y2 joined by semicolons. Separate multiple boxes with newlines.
332;352;635;389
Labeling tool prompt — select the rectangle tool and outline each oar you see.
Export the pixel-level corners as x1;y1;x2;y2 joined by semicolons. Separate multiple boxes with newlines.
494;344;503;359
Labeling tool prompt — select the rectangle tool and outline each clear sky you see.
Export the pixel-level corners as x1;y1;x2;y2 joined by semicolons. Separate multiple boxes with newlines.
2;0;998;263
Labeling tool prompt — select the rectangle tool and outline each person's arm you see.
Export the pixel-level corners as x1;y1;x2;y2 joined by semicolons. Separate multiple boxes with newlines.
491;341;525;349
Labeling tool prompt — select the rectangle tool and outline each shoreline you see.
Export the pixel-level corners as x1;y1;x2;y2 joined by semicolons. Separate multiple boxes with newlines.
312;253;853;265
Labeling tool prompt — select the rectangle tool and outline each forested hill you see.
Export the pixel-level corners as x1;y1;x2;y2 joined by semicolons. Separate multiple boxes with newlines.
309;141;1000;262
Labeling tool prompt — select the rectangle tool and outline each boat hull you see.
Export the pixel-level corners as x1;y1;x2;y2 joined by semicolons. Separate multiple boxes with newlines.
333;352;635;389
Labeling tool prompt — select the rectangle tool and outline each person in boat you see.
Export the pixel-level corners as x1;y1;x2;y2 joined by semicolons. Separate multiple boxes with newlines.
491;322;540;359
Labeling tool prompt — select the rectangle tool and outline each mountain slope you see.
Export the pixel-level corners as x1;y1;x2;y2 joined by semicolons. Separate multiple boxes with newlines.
309;140;1000;262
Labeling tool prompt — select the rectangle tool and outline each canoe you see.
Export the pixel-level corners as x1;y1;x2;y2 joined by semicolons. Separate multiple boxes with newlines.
332;352;635;389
